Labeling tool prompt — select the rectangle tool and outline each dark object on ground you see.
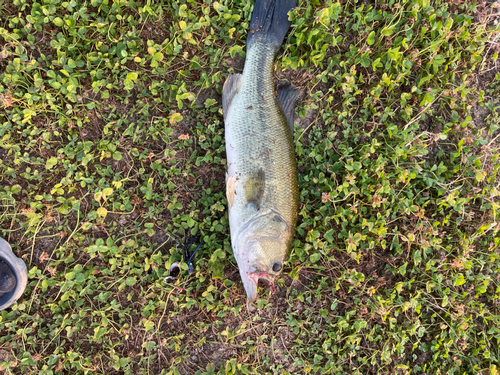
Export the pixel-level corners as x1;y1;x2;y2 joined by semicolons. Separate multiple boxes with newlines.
0;260;16;297
0;238;28;311
168;227;209;279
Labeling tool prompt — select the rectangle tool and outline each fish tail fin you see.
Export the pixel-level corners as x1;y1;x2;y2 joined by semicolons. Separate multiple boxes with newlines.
247;0;297;54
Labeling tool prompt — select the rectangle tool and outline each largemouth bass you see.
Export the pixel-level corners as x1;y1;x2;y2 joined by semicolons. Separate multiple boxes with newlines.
222;0;300;302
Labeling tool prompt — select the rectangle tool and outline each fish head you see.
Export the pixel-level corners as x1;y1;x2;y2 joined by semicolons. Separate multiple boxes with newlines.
233;209;292;302
238;236;288;302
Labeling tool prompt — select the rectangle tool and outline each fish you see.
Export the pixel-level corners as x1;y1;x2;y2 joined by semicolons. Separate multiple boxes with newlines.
222;0;300;302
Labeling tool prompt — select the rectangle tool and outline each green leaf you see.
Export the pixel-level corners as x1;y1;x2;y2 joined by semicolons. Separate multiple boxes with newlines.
93;326;107;342
442;294;448;307
102;188;113;198
324;229;335;243
45;157;58;169
53;17;64;27
169;112;183;124
455;274;466;286
126;72;138;80
179;4;188;17
367;31;375;45
143;319;155;332
11;185;22;194
382;26;394;36
372;58;383;71
310;253;321;263
97;207;108;218
124;79;134;90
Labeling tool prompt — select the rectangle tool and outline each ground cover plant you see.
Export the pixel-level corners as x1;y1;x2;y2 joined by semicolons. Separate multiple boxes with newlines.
0;0;499;373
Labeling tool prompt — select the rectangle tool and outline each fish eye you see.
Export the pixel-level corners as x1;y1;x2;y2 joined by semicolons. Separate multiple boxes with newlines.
272;262;282;272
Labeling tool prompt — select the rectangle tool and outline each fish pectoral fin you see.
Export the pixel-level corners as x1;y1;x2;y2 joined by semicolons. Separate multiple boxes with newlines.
277;82;302;133
226;174;237;207
245;169;265;210
222;73;243;120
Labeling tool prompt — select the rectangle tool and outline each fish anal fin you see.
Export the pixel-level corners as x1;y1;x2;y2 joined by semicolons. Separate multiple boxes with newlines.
245;169;265;210
222;74;243;120
277;82;302;133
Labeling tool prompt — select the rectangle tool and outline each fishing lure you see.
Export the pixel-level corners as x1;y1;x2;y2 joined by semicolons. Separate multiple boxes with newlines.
165;226;208;282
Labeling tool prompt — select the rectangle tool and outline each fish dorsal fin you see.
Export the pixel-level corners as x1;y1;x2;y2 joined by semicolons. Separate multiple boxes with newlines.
222;73;243;120
277;82;301;133
245;169;265;210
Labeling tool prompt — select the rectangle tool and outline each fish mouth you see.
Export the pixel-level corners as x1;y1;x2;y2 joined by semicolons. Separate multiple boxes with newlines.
238;262;278;302
257;274;276;293
249;270;276;293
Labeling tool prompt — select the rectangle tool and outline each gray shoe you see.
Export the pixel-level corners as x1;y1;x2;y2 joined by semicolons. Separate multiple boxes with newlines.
0;238;27;311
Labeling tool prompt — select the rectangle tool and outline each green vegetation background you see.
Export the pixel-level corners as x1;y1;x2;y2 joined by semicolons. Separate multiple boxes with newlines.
1;0;500;374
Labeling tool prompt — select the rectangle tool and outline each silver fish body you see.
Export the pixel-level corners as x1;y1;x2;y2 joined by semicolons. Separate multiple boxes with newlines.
223;0;299;302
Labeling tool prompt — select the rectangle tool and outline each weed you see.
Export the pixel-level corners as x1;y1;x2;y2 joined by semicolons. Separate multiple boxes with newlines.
0;0;499;374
